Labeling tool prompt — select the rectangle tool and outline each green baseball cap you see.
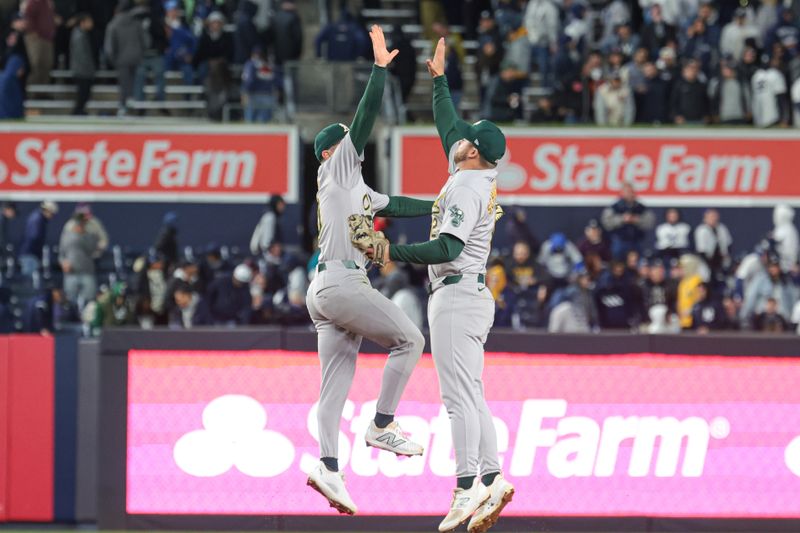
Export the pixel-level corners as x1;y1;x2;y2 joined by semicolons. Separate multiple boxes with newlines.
454;119;506;166
314;123;350;162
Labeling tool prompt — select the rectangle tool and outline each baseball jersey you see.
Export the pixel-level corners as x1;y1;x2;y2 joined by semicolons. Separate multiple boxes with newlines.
752;67;786;127
429;144;498;280
316;132;389;267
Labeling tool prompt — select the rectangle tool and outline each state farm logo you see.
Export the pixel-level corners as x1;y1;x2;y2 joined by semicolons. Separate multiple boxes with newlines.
173;395;294;477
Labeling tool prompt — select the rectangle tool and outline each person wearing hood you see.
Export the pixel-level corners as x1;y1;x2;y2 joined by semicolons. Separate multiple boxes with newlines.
742;254;798;324
537;232;584;291
233;0;260;65
105;1;146;116
0;54;25;119
771;204;799;273
154;211;179;270
250;195;285;256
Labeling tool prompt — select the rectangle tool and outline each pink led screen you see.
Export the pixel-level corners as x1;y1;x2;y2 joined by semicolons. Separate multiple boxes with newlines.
127;351;800;517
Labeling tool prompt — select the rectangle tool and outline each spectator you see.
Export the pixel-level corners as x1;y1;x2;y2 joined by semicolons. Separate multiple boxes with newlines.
601;182;656;260
594;260;641;330
22;0;55;84
524;0;560;88
23;287;76;334
752;55;790;128
314;8;366;61
690;282;726;333
709;60;751;124
556;51;603;123
738;45;760;84
91;281;136;329
486;260;516;328
602;22;640;58
193;11;234;120
529;95;559;122
483;56;527;121
2;19;30;88
695;1;721;48
655;208;692;262
537;232;583;291
640;4;676;58
387;26;416;111
694;208;733;278
105;1;146;116
476;16;504;107
241;46;279;122
164;1;196;86
207;263;253;325
756;1;780;43
577;219;611;277
563;4;590;53
250;195;285;256
600;0;631;44
548;269;598;333
772;204;799;272
504;208;539;254
720;8;760;62
169;281;212;328
270;0;303;66
594;71;635;126
670;59;709;124
59;203;108;258
624;47;650;94
133;253;169;327
506;240;541;291
637;61;670;123
431;22;465;108
742;254;798;322
133;1;168;104
676;254;705;329
752;296;791;332
766;8;800;58
0;53;25;119
641;258;677;316
59;213;98;307
69;13;95;116
19;200;58;276
721;296;741;331
0;201;17;260
233;0;260;65
154;211;179;270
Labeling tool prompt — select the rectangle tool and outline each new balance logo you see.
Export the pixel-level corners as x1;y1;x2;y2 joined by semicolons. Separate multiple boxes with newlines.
375;432;406;448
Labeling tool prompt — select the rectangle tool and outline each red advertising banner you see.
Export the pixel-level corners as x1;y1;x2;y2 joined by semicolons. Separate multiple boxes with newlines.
128;350;800;518
0;125;298;203
392;128;800;206
0;335;54;522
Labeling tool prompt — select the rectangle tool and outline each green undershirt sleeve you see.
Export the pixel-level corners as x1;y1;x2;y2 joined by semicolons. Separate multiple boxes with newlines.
377;196;434;218
349;65;386;155
433;75;462;156
390;233;465;265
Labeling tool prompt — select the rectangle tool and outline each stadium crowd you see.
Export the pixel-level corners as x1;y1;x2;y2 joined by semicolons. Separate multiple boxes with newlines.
3;189;800;337
3;1;800;126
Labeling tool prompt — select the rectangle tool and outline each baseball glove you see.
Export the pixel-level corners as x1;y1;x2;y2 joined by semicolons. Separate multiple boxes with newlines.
348;214;389;266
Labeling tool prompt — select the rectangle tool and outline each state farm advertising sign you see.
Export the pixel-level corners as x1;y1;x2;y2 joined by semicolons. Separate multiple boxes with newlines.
0;125;298;203
127;351;800;517
392;128;800;206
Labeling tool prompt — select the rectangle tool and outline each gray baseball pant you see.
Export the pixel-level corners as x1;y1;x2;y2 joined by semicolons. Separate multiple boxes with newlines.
306;263;425;459
428;278;501;479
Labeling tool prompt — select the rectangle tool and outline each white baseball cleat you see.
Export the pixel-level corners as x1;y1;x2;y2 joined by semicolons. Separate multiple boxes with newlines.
438;478;490;532
365;420;424;456
306;461;358;515
467;474;515;533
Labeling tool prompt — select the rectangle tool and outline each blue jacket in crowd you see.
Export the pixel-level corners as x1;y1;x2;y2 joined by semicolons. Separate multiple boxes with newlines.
165;24;196;69
315;11;367;61
242;59;281;94
0;55;25;120
19;208;48;259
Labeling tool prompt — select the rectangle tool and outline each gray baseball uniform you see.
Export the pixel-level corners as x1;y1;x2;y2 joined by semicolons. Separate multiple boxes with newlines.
306;132;424;460
428;143;501;479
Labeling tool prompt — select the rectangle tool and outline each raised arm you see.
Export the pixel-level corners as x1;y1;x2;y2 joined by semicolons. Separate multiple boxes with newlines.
427;38;461;155
377;196;434;218
349;25;399;154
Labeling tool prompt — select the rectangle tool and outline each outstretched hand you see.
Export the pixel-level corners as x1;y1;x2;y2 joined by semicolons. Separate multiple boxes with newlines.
426;37;446;77
370;25;399;67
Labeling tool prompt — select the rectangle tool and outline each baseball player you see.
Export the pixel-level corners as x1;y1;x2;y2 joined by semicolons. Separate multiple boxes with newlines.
305;25;435;515
357;38;514;533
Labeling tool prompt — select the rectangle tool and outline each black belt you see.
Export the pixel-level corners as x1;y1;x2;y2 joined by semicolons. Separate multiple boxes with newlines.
317;260;360;272
427;273;486;295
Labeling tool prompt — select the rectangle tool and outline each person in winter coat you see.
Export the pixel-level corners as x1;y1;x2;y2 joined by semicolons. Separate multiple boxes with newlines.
314;8;367;61
720;8;760;62
19;200;58;276
207;263;253;325
169;281;212;328
637;61;670;123
742;255;798;322
694;208;733;278
154;211;179;270
676;253;705;329
594;71;635;126
164;2;196;85
59;213;99;306
640;4;676;59
655;208;692;262
241;46;280;122
708;61;751;124
690;282;728;333
233;0;259;65
270;0;303;66
524;0;560;88
537;232;583;291
0;54;25;119
594;260;642;330
105;1;146;115
250;195;285;256
601;183;656;260
22;0;55;84
671;59;709;124
69;13;95;115
771;204;799;273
